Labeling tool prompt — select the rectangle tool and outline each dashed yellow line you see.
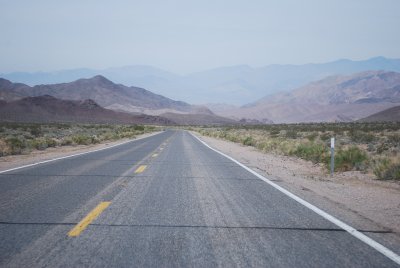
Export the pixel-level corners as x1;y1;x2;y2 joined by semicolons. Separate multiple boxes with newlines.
68;201;111;237
135;165;147;174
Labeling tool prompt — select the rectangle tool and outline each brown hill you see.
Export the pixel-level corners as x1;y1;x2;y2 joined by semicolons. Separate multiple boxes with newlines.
0;95;174;125
218;71;400;123
358;106;400;122
0;78;30;101
0;76;213;115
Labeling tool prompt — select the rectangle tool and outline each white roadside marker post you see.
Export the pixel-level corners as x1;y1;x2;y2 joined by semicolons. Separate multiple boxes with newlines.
330;137;335;177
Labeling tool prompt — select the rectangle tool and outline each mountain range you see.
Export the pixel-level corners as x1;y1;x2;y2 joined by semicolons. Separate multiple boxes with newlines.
0;75;211;115
2;57;400;105
1;62;400;124
0;76;235;125
216;70;400;123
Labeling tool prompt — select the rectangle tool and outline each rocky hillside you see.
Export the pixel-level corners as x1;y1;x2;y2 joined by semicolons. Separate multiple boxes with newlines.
0;76;212;115
0;95;174;125
217;71;400;123
358;106;400;122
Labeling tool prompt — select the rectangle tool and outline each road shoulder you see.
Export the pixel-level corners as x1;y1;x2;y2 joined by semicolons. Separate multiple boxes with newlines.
194;133;400;249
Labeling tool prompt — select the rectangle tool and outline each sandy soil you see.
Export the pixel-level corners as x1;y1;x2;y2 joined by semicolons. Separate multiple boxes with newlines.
196;134;400;239
0;131;161;172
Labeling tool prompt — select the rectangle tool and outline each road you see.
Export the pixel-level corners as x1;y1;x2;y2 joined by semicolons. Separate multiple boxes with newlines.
0;130;398;267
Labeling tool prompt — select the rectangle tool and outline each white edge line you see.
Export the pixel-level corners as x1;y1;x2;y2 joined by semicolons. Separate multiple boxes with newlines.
190;132;400;265
0;131;164;175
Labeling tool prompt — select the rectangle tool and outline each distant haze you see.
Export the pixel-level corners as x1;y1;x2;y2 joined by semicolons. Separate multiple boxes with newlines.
1;0;400;74
2;57;400;105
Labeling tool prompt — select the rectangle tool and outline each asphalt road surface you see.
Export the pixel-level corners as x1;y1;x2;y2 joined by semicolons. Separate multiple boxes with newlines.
0;130;398;267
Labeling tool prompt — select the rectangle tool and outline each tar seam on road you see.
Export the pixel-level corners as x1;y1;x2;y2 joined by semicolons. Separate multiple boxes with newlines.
190;132;400;265
68;202;111;237
0;131;164;175
0;221;392;234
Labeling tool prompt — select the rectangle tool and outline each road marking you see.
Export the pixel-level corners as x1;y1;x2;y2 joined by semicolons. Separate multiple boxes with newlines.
68;202;111;237
152;153;158;157
0;131;164;174
135;165;147;174
190;132;400;265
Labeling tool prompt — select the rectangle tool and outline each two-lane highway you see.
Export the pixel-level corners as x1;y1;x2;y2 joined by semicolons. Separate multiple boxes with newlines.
0;130;398;267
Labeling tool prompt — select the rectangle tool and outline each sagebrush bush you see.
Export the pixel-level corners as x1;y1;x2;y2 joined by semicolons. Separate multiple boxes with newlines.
5;137;24;154
334;146;368;171
284;129;298;139
373;158;400;180
72;134;92;145
293;142;327;163
242;136;255;146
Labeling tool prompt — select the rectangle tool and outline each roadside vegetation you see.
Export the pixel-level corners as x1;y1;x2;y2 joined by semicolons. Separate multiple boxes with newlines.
191;123;400;180
0;122;159;157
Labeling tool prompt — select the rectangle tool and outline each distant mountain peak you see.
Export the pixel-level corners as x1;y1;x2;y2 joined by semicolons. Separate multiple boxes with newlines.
84;75;114;85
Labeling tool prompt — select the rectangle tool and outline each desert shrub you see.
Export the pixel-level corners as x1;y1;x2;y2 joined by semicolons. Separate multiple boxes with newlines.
61;137;73;146
30;138;47;150
269;129;280;137
284;129;298;139
259;139;281;152
243;136;255;146
349;130;376;143
29;137;57;150
376;142;390;154
46;137;57;147
72;134;93;145
292;142;327;163
133;125;145;131
320;133;331;141
0;139;11;156
30;126;42;137
5;137;25;154
100;132;118;141
334;146;368;171
387;134;400;145
373;158;400;180
306;133;318;142
117;131;136;139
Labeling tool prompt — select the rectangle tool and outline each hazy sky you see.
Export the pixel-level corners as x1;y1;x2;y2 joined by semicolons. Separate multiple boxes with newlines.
1;0;400;74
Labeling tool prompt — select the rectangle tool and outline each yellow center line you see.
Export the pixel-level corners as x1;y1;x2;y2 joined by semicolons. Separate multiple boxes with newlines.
135;165;147;174
68;201;111;237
